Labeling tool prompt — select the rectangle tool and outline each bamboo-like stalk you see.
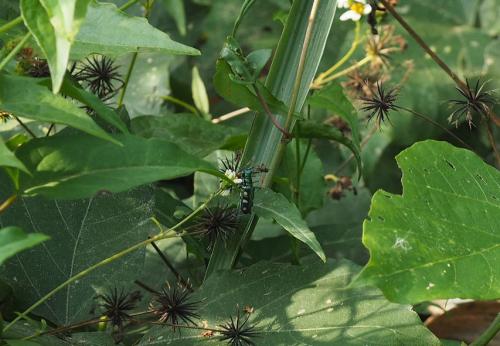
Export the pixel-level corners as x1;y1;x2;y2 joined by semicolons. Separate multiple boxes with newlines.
205;0;337;276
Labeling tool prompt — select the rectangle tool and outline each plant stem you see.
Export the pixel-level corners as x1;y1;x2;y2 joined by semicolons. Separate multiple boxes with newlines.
398;106;473;151
119;0;141;11
294;136;301;207
319;55;371;84
150;240;191;290
161;95;199;115
486;120;500;166
283;0;320;134
0;32;31;71
336;125;377;175
379;0;467;92
2;190;220;333
46;123;55;136
252;85;290;137
313;20;361;88
212;107;250;124
116;52;138;108
266;0;322;185
470;313;500;346
0;16;23;35
0;194;17;214
14;116;36;138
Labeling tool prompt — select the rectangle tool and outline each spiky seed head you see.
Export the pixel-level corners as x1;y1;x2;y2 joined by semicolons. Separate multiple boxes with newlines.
97;288;142;328
194;205;239;249
360;81;399;128
72;55;124;101
149;281;201;330
449;79;496;128
219;308;260;346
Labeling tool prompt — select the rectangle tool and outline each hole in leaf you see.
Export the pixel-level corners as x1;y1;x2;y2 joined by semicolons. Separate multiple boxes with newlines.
377;216;385;222
383;194;392;199
444;159;456;170
476;174;487;185
492;195;498;200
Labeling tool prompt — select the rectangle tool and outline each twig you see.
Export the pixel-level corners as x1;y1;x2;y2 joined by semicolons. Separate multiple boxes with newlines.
46;123;55;136
336;125;377;175
0;194;17;213
212;107;250;124
149;240;192;290
252;85;290;137
486;120;500;166
14;116;36;138
398;106;473;151
379;0;467;91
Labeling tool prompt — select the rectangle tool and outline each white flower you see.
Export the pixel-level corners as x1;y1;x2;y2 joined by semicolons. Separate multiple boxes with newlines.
339;0;372;22
337;0;350;8
224;169;242;185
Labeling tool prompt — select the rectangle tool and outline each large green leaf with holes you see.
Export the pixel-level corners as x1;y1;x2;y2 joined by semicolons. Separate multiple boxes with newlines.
0;184;155;325
139;257;440;345
355;140;500;303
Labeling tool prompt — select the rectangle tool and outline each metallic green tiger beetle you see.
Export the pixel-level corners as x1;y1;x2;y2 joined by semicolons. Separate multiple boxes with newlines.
237;165;268;214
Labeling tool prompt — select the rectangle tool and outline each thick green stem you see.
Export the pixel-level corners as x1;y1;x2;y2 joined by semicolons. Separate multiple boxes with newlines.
161;95;199;115
205;0;337;276
117;52;138;107
0;16;23;35
0;32;31;72
470;313;500;346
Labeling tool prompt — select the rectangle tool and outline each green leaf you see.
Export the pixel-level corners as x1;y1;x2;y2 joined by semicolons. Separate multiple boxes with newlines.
480;0;500;36
213;59;288;116
71;1;200;59
160;0;186;36
17;134;218;199
20;0;90;93
355;140;500;303
295;120;362;176
59;76;129;134
0;186;154;324
308;188;371;265
254;188;325;262
0;74;118;144
131;114;244;157
0;227;48;266
191;66;210;116
308;82;361;153
0;137;28;173
140;257;440;345
276;140;325;215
